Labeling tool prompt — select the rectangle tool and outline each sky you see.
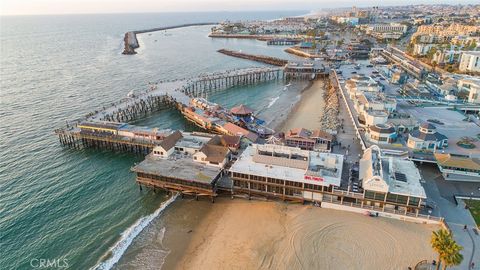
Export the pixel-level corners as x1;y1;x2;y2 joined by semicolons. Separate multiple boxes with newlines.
0;0;477;16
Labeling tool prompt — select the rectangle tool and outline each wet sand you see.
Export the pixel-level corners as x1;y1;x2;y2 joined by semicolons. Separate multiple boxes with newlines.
167;199;438;270
278;79;326;132
257;80;310;132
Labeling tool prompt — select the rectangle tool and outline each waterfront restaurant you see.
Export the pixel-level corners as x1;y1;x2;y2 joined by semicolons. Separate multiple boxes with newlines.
133;132;232;201
359;146;427;215
229;144;343;202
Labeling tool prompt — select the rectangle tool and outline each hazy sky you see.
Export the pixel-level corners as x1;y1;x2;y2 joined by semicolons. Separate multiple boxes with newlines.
0;0;477;16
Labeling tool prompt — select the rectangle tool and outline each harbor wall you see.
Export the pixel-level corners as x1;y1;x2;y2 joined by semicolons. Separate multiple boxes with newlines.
122;22;218;55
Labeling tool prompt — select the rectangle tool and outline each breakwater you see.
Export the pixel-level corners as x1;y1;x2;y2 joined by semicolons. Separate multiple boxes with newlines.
122;22;218;55
217;49;288;66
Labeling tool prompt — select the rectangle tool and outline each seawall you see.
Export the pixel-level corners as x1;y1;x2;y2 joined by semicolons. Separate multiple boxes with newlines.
217;49;288;66
122;22;218;55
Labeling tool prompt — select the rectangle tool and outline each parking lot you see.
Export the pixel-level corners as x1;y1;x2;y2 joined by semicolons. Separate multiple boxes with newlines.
400;106;480;156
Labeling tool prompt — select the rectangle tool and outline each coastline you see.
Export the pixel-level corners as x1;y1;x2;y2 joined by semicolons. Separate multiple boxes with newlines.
156;78;435;270
276;79;325;132
163;199;438;270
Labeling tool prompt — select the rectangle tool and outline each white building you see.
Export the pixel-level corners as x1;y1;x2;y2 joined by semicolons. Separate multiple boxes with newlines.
458;77;480;103
407;123;448;150
152;131;231;168
360;146;427;214
459;51;480;73
413;43;435;56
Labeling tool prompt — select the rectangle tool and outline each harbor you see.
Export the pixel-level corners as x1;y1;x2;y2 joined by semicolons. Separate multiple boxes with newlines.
122;22;218;54
5;4;480;270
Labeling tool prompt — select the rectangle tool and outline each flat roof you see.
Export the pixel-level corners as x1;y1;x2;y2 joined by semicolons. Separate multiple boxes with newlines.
133;154;221;184
435;153;480;171
229;144;343;187
360;146;426;198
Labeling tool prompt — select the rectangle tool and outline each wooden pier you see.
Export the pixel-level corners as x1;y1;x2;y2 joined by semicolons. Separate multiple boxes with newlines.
217;49;288;67
267;38;301;46
55;67;283;153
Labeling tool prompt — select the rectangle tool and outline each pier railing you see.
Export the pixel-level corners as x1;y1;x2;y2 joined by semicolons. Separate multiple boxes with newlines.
55;67;284;151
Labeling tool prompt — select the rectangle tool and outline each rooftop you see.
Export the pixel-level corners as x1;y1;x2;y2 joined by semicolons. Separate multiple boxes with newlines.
435;153;480;171
132;154;222;184
229;144;343;187
360;146;426;198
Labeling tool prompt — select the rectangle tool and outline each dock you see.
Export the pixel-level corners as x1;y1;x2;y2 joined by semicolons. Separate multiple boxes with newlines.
267;38;301;46
217;49;288;67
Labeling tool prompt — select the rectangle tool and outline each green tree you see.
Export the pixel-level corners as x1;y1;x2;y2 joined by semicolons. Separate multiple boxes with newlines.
431;229;464;270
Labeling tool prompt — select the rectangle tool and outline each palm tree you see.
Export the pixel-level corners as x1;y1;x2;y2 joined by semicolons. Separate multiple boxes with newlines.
431;229;464;270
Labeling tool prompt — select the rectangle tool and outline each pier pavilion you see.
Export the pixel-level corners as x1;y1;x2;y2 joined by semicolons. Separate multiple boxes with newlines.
132;132;235;201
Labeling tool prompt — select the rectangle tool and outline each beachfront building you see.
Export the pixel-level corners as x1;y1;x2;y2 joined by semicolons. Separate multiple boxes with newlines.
366;123;397;144
135;132;233;200
230;104;254;117
77;120;172;151
284;128;333;152
407;123;448;150
359;146;427;215
229;144;343;202
284;61;328;79
434;153;480;182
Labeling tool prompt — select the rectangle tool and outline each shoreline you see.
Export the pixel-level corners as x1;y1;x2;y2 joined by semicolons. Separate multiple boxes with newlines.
277;79;324;132
163;199;438;270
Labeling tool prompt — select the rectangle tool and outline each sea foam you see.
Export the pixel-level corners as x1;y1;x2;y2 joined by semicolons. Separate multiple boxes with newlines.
91;194;178;270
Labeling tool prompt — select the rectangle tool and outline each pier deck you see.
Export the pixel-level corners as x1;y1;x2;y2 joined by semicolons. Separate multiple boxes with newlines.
56;67;283;152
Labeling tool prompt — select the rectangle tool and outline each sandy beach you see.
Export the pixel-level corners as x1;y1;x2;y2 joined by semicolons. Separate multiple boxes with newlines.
279;79;326;132
166;199;438;270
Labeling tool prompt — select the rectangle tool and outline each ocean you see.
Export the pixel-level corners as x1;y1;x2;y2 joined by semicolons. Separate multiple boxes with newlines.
0;11;305;269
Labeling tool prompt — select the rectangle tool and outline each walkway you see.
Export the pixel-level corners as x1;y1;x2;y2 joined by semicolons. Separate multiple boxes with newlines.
421;165;479;270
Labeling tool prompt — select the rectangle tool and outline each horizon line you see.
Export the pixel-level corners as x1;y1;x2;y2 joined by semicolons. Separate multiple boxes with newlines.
2;3;477;17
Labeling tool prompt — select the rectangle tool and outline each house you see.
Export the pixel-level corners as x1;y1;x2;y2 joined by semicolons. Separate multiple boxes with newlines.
407;122;448;150
193;144;230;168
458;77;480;103
152;130;183;158
284;128;333;152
